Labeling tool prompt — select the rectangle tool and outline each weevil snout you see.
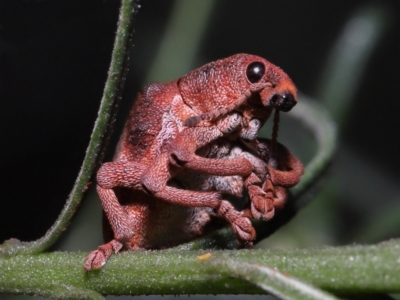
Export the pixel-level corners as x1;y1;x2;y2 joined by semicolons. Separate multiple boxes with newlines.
268;92;297;112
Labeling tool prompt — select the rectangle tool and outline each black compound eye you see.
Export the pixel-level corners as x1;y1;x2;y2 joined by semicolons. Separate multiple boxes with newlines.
246;61;265;83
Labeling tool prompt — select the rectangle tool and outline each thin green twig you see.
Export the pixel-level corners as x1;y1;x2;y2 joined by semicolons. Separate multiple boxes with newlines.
213;260;339;300
0;0;139;256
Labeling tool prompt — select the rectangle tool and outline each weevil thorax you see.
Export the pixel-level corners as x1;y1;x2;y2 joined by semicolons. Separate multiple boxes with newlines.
178;53;297;117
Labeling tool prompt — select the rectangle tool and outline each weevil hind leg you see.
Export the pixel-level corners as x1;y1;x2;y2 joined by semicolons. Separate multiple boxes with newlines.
96;161;148;243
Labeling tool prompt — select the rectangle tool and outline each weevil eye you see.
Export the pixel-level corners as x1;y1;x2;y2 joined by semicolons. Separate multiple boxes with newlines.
246;62;265;83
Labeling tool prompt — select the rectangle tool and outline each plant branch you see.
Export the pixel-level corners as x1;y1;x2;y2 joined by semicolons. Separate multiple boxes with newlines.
1;240;399;298
0;0;140;256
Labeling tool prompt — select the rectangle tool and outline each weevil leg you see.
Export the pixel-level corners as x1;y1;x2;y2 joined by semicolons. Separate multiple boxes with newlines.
245;139;303;220
84;239;123;272
96;161;147;242
141;153;256;244
154;186;256;244
168;127;253;177
269;185;288;211
182;155;253;176
266;141;304;187
236;138;303;220
244;173;274;221
250;179;276;220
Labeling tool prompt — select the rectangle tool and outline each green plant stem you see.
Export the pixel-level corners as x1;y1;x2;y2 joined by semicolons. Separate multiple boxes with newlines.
1;240;399;298
0;0;139;256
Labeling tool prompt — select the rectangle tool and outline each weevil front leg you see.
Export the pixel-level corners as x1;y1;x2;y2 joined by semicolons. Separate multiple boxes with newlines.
247;139;304;220
267;142;304;188
221;144;276;221
141;151;256;244
168;122;253;177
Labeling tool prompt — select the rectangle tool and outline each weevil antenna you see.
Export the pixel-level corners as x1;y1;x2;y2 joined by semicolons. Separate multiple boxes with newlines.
271;109;280;161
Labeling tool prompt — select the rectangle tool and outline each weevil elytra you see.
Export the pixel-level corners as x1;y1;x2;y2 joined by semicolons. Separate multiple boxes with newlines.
84;54;303;271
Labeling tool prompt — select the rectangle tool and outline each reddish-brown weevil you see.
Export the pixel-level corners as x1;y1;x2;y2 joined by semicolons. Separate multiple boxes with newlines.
84;54;303;271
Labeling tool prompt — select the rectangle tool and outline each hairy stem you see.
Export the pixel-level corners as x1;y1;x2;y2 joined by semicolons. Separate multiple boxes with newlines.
1;240;399;298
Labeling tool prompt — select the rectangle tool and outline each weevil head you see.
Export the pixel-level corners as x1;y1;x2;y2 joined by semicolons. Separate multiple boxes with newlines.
247;58;297;112
178;53;297;114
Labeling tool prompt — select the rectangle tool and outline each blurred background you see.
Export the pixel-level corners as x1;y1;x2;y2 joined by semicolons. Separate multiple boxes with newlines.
0;0;399;287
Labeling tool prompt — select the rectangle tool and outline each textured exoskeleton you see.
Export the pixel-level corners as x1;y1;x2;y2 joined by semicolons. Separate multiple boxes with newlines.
84;54;302;271
180;136;303;221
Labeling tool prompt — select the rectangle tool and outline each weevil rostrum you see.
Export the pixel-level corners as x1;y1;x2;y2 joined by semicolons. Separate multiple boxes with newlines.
84;53;304;271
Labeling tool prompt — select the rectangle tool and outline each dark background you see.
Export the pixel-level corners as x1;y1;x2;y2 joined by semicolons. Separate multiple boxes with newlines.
0;0;399;245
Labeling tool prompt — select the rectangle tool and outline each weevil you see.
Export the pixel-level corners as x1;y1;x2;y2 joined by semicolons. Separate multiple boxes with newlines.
84;54;303;271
